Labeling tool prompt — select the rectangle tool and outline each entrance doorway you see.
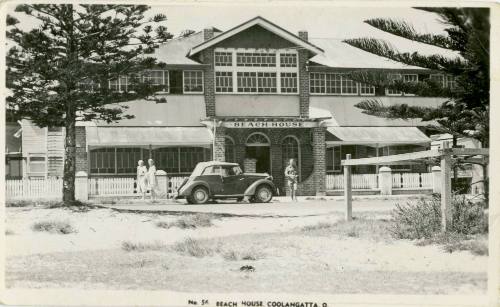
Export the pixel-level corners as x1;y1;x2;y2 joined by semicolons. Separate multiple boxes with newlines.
245;133;271;174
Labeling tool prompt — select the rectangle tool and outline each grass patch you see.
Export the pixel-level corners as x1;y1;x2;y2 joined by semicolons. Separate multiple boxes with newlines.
121;240;166;252
417;233;488;256
5;229;15;235
300;218;392;242
170;237;216;258
222;248;263;261
6;199;97;211
31;220;76;234
156;213;216;229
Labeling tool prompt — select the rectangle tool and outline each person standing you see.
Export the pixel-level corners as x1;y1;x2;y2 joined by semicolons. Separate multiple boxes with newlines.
147;159;158;201
136;160;148;200
284;158;298;202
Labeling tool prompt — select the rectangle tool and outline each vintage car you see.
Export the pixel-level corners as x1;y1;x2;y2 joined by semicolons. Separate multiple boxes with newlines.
175;161;278;204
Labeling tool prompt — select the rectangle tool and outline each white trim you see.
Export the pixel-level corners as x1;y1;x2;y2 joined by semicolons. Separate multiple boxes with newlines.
246;132;271;146
27;153;47;178
189;17;323;56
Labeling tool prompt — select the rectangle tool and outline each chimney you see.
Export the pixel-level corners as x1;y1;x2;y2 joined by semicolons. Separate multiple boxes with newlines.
203;27;214;41
298;31;308;41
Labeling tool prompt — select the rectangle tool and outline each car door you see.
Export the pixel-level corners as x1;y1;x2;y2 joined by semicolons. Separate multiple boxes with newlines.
220;166;245;195
199;166;224;195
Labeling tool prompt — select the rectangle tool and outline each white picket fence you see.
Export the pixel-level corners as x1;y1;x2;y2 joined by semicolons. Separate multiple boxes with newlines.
6;178;63;200
326;174;378;190
5;176;190;200
326;172;433;190
392;172;433;189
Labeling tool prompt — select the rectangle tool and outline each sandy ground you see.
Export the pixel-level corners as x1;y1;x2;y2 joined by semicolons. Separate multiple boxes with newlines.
4;201;488;294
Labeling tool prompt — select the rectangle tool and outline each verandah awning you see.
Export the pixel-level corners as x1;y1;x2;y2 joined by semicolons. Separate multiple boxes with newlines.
86;126;213;147
326;127;430;146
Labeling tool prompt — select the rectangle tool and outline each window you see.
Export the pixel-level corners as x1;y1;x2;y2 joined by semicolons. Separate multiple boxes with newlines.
116;148;142;174
430;74;457;89
151;147;179;174
143;70;169;92
183;70;203;93
386;74;403;96
310;72;326;94
179;147;205;173
215;72;233;93
78;79;100;92
325;73;341;94
341;76;358;94
225;137;235;162
109;75;132;92
359;83;375;95
28;155;46;176
326;146;341;172
236;52;276;67
257;72;277;93
280;53;297;67
280;72;298;93
215;52;232;66
246;133;270;146
310;73;358;95
90;148;116;174
282;136;300;168
237;72;257;92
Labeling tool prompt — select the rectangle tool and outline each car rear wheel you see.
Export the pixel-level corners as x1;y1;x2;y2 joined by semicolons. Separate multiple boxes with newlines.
191;186;209;204
254;185;273;203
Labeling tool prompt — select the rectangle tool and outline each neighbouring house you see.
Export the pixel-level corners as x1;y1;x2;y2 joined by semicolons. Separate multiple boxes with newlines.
18;16;458;195
5;122;23;179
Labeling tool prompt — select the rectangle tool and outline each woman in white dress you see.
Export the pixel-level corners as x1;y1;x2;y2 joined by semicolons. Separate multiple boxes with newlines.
147;159;158;200
136;160;148;200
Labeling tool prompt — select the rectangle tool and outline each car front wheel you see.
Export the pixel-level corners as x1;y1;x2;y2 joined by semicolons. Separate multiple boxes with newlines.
191;186;209;204
254;185;273;203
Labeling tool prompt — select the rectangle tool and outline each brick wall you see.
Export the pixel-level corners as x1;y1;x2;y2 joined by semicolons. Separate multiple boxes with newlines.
202;29;216;118
75;127;88;172
312;127;326;195
213;126;226;162
298;49;310;118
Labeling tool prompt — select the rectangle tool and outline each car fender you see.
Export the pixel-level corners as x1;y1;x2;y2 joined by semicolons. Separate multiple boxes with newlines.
244;179;276;196
179;180;211;197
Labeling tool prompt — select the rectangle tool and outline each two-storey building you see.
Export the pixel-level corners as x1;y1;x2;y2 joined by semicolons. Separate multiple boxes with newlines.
18;16;449;195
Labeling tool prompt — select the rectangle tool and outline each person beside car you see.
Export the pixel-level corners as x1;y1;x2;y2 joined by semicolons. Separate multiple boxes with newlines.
284;158;298;202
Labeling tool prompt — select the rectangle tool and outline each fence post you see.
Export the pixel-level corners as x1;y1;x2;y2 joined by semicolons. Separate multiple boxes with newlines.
440;143;453;233
343;154;352;221
75;171;89;201
156;170;168;197
378;166;392;195
431;166;441;194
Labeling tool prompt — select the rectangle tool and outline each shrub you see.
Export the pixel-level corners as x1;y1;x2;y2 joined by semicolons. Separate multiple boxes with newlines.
171;237;214;258
222;248;263;261
156;213;216;229
391;195;488;240
416;233;488;256
32;220;76;234
301;219;391;242
121;240;166;252
5;229;14;235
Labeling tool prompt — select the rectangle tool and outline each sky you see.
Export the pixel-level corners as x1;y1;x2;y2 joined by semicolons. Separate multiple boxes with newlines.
6;3;456;57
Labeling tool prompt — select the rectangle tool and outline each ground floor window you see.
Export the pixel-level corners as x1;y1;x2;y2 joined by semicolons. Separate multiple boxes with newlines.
27;154;46;177
90;147;208;175
225;137;235;162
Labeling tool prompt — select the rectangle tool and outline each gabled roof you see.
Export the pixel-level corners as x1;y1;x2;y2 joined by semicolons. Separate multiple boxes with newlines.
187;16;324;57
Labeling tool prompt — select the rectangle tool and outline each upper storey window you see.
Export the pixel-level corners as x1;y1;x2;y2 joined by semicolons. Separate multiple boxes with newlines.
215;52;232;66
214;48;298;94
310;73;360;95
236;52;276;67
280;53;297;67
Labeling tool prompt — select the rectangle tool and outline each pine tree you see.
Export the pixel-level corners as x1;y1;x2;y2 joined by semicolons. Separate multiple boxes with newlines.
6;5;173;203
343;8;489;147
343;8;489;196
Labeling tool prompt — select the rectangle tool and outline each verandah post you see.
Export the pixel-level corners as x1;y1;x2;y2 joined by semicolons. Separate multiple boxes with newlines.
344;154;352;221
440;142;452;232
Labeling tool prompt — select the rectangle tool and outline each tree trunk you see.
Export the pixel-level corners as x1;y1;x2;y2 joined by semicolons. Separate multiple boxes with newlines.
63;112;77;203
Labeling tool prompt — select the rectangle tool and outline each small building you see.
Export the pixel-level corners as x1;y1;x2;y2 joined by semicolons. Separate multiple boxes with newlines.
18;16;452;195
